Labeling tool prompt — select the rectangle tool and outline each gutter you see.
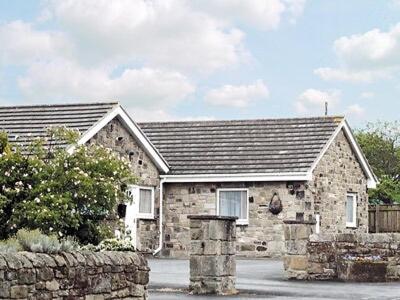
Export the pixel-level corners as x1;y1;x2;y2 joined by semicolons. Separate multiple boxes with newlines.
153;178;165;256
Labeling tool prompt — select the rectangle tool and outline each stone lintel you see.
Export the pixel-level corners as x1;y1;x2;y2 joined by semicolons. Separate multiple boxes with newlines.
188;215;238;221
283;219;316;225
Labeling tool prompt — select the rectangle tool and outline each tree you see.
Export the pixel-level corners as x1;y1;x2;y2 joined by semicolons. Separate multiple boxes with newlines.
0;128;136;244
355;121;400;204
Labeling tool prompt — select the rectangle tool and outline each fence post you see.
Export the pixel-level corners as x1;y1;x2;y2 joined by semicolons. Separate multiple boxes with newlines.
375;205;380;233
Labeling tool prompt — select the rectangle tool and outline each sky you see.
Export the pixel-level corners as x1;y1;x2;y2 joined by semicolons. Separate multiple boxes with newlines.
0;0;400;128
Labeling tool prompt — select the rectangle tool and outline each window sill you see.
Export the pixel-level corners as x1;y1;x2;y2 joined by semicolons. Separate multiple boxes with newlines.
346;224;357;229
137;214;155;220
236;221;249;226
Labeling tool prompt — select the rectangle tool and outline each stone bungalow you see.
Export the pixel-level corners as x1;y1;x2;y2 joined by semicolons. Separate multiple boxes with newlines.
0;102;377;258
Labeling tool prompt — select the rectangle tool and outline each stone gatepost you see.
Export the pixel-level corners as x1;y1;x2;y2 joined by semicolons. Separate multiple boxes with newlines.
187;215;238;295
283;219;315;280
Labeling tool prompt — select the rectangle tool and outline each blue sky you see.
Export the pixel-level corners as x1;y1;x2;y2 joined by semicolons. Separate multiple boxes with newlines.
0;0;399;127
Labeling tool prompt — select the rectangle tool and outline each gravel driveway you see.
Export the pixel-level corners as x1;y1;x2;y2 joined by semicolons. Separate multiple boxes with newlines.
148;258;400;300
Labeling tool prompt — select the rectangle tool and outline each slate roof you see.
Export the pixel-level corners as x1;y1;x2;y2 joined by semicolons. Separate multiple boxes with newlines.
0;102;118;150
139;117;343;175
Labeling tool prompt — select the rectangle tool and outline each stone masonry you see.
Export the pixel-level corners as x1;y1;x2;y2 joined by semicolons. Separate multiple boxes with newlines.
283;221;400;281
88;118;369;259
162;129;370;258
163;181;309;258
89;117;161;252
188;215;237;295
309;130;369;234
0;251;149;299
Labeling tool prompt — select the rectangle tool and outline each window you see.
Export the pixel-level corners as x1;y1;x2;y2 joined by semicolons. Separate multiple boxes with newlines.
139;188;153;216
126;185;155;219
217;189;249;225
346;193;357;228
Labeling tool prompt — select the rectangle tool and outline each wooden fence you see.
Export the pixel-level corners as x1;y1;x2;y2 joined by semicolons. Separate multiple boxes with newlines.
368;205;400;233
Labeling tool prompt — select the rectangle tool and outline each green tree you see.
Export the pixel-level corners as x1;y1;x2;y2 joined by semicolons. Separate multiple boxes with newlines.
0;128;136;244
355;121;400;204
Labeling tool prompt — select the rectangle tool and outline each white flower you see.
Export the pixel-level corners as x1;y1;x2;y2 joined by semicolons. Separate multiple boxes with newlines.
49;227;53;231
34;197;40;203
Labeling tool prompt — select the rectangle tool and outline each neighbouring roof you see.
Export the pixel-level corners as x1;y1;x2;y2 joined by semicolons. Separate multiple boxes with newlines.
0;102;118;149
0;102;169;173
139;117;344;176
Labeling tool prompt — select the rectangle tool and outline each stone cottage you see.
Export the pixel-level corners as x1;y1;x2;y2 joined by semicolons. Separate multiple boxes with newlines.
0;102;377;258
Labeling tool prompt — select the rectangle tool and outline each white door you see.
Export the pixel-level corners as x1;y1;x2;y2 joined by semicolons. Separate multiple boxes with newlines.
125;186;139;249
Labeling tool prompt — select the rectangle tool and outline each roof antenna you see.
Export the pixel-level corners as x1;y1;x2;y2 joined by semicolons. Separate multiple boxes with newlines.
324;101;328;116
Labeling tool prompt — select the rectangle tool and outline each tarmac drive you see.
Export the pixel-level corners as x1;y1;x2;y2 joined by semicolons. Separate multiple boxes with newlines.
148;258;400;300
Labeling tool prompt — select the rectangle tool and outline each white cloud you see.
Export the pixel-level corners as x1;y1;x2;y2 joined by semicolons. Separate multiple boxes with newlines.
344;104;365;118
204;80;269;108
316;23;400;83
0;21;72;65
295;89;340;115
193;0;306;30
390;0;400;8
360;92;374;99
314;68;389;83
18;60;195;110
43;0;246;72
193;0;285;30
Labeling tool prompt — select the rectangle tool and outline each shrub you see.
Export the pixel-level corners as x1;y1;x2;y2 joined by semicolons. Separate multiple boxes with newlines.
16;229;61;253
0;238;21;253
0;128;136;244
0;229;79;254
81;238;135;252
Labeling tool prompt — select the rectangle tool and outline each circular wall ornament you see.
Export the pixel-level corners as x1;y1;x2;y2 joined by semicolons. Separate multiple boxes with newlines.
269;192;283;215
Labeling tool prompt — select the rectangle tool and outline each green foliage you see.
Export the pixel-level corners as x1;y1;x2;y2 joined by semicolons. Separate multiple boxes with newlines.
0;128;136;244
95;238;135;251
0;238;21;253
355;121;400;179
81;238;135;252
369;176;400;204
16;229;62;253
355;121;400;204
0;229;78;253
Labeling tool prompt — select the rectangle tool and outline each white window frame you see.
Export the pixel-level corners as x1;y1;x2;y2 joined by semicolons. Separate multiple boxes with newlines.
131;185;155;219
346;193;357;228
216;188;249;225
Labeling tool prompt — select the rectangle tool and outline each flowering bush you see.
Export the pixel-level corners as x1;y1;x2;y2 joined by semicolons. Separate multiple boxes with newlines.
0;128;136;244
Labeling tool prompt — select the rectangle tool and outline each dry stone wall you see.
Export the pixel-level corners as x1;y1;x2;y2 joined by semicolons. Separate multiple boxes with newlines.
283;221;400;282
89;117;161;252
0;251;149;299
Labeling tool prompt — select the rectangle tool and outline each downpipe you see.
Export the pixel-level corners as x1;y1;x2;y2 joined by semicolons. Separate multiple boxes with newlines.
153;178;165;256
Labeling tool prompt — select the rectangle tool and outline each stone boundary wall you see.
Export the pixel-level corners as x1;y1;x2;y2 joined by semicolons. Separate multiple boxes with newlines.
188;215;237;295
0;251;149;299
283;221;400;281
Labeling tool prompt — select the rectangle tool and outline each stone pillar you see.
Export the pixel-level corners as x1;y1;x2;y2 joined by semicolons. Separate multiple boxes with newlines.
283;220;315;280
187;215;237;295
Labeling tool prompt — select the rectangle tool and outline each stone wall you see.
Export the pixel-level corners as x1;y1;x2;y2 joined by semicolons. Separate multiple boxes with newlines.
188;215;237;295
163;181;310;258
283;221;400;282
161;129;369;258
309;129;369;234
0;251;149;299
89;117;160;252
